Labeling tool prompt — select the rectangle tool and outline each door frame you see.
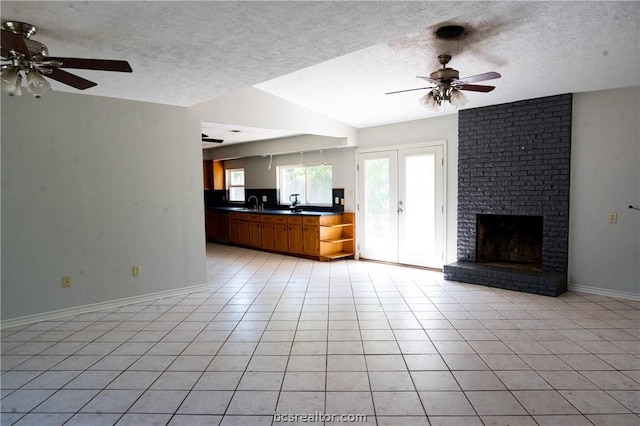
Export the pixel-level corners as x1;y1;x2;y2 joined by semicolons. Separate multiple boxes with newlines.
355;140;448;268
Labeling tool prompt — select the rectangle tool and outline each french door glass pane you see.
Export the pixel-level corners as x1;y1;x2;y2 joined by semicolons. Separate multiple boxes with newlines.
363;158;391;251
402;153;435;257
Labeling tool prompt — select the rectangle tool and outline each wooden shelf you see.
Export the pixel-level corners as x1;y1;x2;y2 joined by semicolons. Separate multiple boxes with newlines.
321;237;353;243
321;251;355;260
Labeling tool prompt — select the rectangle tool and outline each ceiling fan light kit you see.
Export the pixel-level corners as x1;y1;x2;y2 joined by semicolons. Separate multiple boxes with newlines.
1;20;132;99
26;68;51;98
1;66;22;95
388;53;501;111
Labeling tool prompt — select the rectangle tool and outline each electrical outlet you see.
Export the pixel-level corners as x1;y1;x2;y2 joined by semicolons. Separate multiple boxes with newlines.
62;276;71;288
262;195;267;202
608;212;617;224
133;265;141;276
335;197;339;204
340;198;345;206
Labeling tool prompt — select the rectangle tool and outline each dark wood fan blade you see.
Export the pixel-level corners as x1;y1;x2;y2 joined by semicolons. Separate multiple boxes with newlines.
202;138;224;143
45;57;132;72
386;86;433;95
44;68;97;90
456;71;501;85
416;75;440;85
1;29;31;58
458;84;495;93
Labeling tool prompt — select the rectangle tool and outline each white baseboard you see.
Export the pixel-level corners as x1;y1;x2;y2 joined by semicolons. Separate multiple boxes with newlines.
0;283;212;330
568;283;640;301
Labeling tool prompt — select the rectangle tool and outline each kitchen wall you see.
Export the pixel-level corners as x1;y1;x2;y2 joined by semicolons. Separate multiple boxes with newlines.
221;148;356;209
570;87;640;297
1;91;207;322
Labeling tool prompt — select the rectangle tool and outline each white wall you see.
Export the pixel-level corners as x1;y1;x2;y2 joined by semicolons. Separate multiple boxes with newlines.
1;91;207;321
358;114;459;264
570;87;640;297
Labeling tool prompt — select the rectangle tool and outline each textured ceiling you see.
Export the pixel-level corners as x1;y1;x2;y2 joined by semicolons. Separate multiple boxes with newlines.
2;1;639;135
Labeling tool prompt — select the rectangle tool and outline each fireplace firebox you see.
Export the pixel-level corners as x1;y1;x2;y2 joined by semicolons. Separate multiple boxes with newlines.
476;214;543;271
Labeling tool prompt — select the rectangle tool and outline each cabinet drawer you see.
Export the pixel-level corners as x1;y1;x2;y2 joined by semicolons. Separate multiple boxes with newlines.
261;215;274;223
229;212;244;220
288;216;303;225
274;216;288;224
248;214;262;222
303;217;319;225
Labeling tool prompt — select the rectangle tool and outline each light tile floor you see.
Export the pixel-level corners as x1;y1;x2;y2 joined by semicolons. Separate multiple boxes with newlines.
1;243;639;425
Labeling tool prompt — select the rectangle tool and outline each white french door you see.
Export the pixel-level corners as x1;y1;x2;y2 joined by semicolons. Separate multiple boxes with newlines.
358;145;444;268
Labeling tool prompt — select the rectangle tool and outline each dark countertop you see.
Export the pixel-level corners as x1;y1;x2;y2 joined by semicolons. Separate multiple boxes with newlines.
208;206;341;216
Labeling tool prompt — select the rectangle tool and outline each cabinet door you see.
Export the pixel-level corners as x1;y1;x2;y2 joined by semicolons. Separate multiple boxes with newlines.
205;210;216;242
288;225;304;254
249;221;262;247
238;221;251;245
203;160;214;190
274;224;289;252
213;212;229;243
213;160;225;190
262;223;275;250
229;218;240;243
303;225;319;255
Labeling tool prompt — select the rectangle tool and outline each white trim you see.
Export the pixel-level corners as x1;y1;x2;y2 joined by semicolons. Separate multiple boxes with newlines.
0;283;211;330
568;283;640;301
355;139;447;155
355;141;447;269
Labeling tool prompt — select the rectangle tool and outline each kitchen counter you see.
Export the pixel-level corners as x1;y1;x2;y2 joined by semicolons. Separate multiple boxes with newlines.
208;206;341;216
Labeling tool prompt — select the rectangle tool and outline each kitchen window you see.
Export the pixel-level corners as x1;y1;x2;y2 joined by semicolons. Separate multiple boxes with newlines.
278;164;332;206
226;168;245;202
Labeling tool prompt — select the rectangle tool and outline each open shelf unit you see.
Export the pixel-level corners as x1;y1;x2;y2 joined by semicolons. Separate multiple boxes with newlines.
319;212;355;260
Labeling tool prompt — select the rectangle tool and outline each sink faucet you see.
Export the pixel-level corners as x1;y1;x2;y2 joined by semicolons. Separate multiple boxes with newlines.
248;195;259;210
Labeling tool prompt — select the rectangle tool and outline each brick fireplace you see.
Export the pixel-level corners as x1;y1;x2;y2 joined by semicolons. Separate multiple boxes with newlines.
443;94;572;296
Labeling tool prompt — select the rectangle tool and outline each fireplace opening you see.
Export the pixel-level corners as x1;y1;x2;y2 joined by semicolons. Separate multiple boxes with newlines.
476;214;543;271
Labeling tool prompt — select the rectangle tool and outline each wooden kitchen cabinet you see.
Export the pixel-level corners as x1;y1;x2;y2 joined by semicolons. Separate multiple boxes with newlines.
206;210;229;243
203;160;214;190
261;215;275;250
203;160;225;190
228;213;240;243
287;216;304;254
205;210;216;242
213;211;230;243
302;217;319;256
226;211;354;261
249;214;262;248
213;161;224;190
274;216;289;252
238;219;251;246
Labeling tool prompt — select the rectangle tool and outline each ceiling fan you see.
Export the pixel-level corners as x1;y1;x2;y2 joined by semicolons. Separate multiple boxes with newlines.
386;54;501;109
1;20;132;98
202;134;224;143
